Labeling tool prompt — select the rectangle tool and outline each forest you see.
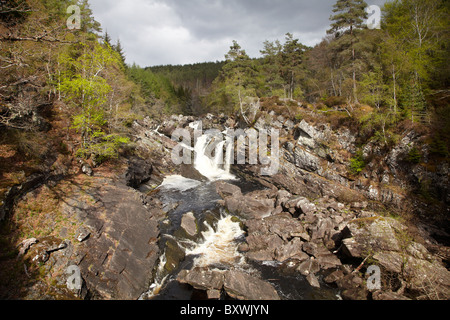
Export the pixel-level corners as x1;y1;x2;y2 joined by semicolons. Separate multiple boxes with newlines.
1;0;448;164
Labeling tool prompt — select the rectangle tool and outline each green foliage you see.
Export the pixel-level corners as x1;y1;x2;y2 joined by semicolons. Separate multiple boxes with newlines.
328;0;368;35
382;0;449;119
429;135;448;157
207;41;260;115
58;40;131;161
359;66;389;109
324;96;346;108
259;34;308;100
358;107;400;146
75;134;130;163
350;149;366;174
406;146;421;164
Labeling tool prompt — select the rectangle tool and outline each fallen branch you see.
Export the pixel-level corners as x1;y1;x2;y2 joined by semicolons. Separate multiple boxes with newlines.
353;255;370;273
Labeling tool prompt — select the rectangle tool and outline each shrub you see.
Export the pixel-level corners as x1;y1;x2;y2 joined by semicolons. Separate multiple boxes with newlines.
350;150;366;174
406;146;421;164
324;96;346;108
76;134;130;164
430;136;448;157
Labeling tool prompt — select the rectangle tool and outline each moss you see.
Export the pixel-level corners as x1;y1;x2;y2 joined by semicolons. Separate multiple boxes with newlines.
350;216;385;228
230;216;245;230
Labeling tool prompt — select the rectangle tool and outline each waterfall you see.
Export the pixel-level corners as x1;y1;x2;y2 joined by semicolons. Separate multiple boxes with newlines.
193;134;236;181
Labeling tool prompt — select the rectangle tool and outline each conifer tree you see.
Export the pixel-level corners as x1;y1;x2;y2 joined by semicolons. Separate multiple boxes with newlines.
328;0;368;104
114;38;126;66
103;30;112;47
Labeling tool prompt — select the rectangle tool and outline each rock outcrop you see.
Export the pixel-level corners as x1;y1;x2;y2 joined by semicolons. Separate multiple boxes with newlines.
177;267;281;300
215;180;450;300
16;161;161;300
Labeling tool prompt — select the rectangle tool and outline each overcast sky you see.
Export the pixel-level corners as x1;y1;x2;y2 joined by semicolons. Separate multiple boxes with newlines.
89;0;388;67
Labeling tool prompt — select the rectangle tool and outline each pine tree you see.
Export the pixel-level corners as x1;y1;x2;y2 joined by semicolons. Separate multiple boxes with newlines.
280;33;307;100
113;38;126;66
328;0;368;35
328;0;368;104
78;0;102;34
103;30;112;47
208;41;259;117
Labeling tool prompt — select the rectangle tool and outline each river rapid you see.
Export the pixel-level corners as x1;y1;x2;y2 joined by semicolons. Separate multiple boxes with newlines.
139;129;340;300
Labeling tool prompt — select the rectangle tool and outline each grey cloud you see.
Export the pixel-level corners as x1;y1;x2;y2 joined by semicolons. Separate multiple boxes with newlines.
89;0;389;66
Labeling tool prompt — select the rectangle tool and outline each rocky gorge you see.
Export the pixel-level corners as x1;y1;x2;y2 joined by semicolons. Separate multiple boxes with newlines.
1;106;449;301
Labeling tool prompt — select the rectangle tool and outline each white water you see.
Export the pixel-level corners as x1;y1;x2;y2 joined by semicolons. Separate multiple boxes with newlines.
142;128;243;299
193;134;236;181
139;253;168;300
159;175;202;192
184;214;246;268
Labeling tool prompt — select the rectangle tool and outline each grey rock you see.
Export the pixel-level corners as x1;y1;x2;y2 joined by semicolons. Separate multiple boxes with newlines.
291;147;321;172
296;258;320;276
296;198;317;214
18;238;38;256
81;162;93;176
76;228;91;242
316;252;342;270
124;157;153;189
177;268;224;291
324;270;345;284
372;291;411;300
75;183;160;300
306;273;320;288
207;289;222;300
223;269;280;300
275;238;307;262
336;274;368;300
215;181;242;198
180;212;198;237
224;194;275;219
341;217;401;258
275;189;292;208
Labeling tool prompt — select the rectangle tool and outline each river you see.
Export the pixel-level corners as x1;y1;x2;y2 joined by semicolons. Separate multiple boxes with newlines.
139;129;340;300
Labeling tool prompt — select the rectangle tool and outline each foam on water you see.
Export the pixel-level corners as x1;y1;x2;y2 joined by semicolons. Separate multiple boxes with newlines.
158;175;202;192
184;215;245;268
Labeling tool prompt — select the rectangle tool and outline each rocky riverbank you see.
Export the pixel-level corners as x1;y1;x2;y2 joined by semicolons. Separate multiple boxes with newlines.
130;111;449;300
1;108;449;300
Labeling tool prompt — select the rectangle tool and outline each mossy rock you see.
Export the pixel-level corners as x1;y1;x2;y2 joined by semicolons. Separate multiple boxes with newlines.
164;238;185;273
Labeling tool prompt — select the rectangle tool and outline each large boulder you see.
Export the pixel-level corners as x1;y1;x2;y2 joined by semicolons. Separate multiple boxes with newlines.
177;268;281;300
177;268;224;292
124;157;153;189
222;189;276;219
223;269;280;300
180;212;198;237
341;215;450;299
215;181;242;198
64;182;160;300
341;216;402;258
244;213;306;262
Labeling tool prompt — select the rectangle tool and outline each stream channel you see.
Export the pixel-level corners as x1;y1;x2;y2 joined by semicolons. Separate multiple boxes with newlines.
138;127;340;300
